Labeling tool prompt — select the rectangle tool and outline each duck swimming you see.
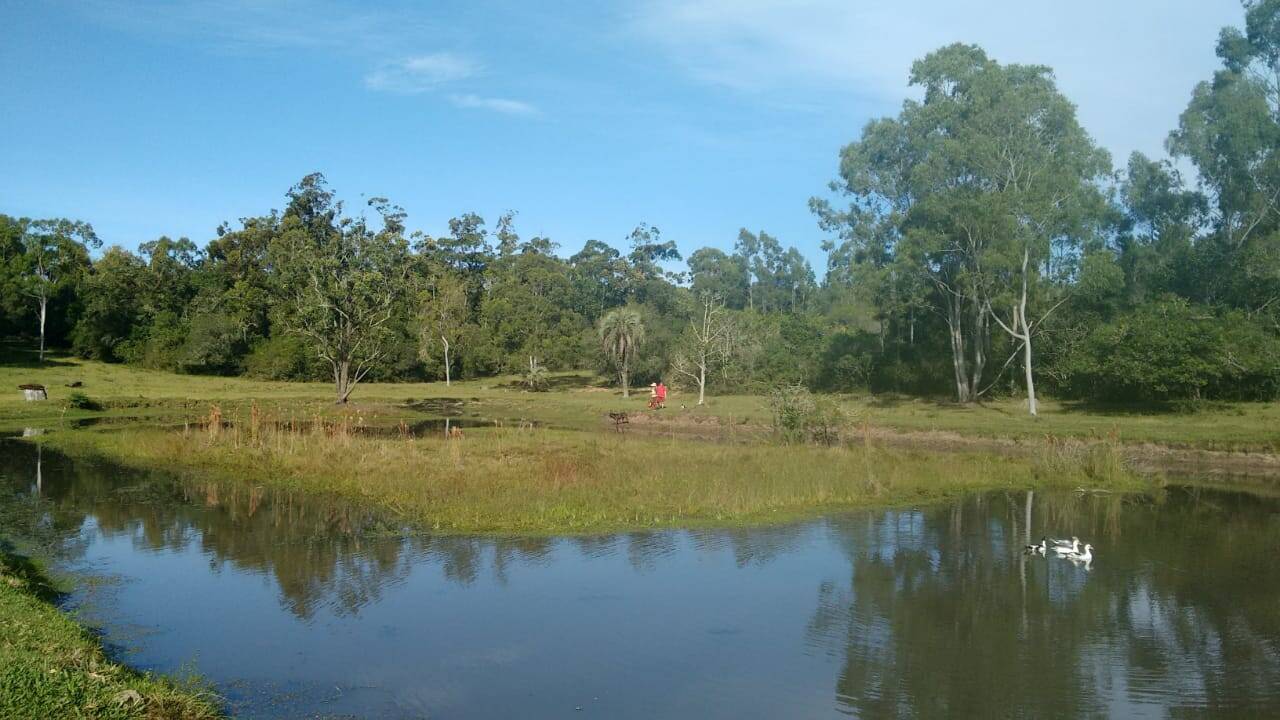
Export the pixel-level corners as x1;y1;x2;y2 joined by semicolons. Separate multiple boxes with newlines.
1024;538;1047;554
1049;536;1078;550
1066;544;1094;563
1052;538;1081;555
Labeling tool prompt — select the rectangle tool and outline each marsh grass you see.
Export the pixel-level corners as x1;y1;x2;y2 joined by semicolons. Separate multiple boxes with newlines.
0;548;222;720
43;410;1150;534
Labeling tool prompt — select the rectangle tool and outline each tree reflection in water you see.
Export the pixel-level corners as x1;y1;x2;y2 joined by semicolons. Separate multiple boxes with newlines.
806;489;1280;717
3;439;1280;717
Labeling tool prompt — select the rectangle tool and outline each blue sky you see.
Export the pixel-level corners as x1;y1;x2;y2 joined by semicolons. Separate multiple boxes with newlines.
0;0;1246;270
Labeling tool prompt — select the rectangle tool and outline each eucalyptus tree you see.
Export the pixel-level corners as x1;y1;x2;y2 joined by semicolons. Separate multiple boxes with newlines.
417;273;468;385
16;218;99;361
816;44;1109;413
1115;153;1206;305
815;101;994;403
688;247;750;309
907;46;1110;416
627;223;683;294
599;306;645;397
1171;0;1280;317
270;174;410;404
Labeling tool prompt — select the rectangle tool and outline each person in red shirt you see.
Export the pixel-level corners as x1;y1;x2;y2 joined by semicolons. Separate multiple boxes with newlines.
655;381;668;409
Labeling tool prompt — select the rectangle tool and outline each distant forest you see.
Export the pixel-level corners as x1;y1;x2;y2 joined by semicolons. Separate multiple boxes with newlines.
3;4;1279;413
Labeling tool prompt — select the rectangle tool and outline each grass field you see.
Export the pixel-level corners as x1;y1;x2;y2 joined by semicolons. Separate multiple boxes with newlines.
4;352;1280;451
0;548;221;720
41;422;1146;535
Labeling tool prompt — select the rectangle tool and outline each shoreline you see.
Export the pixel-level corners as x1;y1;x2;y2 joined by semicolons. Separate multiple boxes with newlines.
0;546;222;719
32;424;1152;536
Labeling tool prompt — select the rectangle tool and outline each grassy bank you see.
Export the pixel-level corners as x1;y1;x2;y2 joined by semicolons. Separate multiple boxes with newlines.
41;424;1149;535
6;354;1280;452
0;548;221;720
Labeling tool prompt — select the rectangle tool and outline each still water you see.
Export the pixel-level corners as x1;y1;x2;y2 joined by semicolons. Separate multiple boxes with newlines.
2;440;1279;719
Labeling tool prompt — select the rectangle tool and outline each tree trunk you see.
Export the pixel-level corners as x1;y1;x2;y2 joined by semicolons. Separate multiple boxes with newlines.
1019;247;1037;417
335;360;351;404
621;364;630;398
970;299;987;398
38;295;47;363
697;362;706;405
442;336;451;386
946;298;971;403
1022;310;1037;416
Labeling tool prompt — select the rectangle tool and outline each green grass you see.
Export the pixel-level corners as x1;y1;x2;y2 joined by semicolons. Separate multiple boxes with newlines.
41;423;1149;535
5;353;1280;451
0;548;222;720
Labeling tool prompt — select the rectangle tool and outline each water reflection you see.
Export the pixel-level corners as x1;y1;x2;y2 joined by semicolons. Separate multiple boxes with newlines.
1;440;1278;718
806;489;1280;717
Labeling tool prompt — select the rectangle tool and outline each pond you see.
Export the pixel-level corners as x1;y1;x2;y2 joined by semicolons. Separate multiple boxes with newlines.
2;439;1279;718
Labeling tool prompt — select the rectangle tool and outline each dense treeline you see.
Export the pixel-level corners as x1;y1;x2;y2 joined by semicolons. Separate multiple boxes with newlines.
2;4;1278;410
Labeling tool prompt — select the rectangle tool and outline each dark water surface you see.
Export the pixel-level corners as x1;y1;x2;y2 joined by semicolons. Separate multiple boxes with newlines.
2;440;1279;719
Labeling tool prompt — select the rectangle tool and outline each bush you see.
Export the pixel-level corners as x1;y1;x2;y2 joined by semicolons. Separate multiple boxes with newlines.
243;335;324;381
178;309;246;375
769;384;851;445
523;358;550;391
63;391;101;411
1062;298;1280;403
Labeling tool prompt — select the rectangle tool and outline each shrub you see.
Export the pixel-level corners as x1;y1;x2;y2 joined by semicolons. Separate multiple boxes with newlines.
1063;298;1280;403
64;391;101;411
243;335;323;381
769;384;851;445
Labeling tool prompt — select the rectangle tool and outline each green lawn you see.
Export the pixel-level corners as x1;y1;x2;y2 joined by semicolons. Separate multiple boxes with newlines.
4;353;1280;452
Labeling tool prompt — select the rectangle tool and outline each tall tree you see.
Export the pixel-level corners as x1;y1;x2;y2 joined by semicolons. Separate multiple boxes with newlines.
17;218;99;361
270;174;410;404
599;306;645;397
687;247;749;309
417;273;468;386
907;47;1111;416
495;210;520;257
816;44;1109;412
1170;0;1280;319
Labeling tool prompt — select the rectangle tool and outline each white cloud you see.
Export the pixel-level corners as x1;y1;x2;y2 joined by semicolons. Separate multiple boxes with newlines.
449;94;542;117
633;0;1246;163
365;53;481;94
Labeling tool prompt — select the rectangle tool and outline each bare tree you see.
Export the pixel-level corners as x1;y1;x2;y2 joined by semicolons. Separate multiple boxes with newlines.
671;293;733;405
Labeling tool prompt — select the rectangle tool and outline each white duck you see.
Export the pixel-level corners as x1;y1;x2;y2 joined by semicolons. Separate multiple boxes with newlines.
1051;537;1081;555
1066;544;1093;563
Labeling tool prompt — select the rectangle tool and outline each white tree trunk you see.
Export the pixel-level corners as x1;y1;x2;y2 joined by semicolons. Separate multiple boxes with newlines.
37;295;47;363
1022;319;1037;416
1019;248;1037;417
697;361;706;405
442;336;451;386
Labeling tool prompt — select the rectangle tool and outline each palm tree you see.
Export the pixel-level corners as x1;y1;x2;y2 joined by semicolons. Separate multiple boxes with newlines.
599;307;645;397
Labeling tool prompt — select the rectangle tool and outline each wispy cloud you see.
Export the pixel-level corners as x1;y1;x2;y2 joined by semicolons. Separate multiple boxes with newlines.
449;94;541;117
365;53;481;94
632;0;1244;161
